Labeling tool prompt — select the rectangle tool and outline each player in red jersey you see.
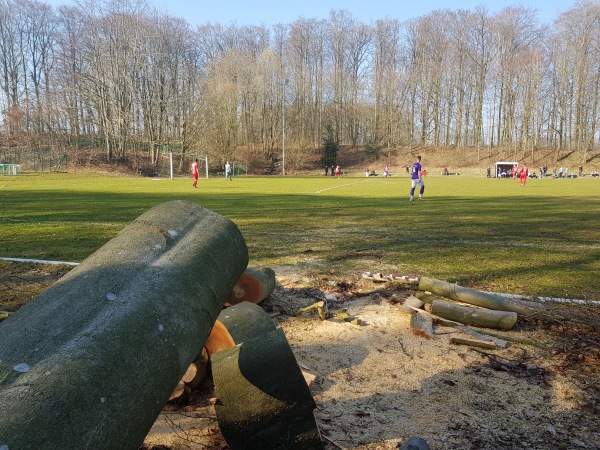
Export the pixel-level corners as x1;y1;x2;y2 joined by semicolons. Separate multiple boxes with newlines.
520;164;528;185
191;159;199;188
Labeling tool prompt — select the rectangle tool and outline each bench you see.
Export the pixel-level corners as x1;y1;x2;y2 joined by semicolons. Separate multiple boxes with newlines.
138;167;158;177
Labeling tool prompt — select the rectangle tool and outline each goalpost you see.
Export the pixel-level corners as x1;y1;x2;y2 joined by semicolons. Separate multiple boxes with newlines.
160;152;209;180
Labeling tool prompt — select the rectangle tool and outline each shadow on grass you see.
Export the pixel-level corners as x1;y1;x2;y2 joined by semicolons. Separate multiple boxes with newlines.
2;188;599;299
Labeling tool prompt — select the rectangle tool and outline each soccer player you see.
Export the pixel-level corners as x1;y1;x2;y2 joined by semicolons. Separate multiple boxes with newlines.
409;156;425;201
191;159;199;188
520;163;528;185
225;161;232;181
512;163;518;181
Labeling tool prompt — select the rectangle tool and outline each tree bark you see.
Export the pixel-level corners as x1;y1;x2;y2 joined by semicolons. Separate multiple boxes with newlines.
410;309;435;339
419;276;545;315
450;337;498;349
400;295;424;314
212;302;321;450
0;201;248;450
431;299;518;330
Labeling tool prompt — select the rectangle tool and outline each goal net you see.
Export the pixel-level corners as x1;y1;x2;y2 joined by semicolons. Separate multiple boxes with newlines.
159;152;208;179
232;161;248;177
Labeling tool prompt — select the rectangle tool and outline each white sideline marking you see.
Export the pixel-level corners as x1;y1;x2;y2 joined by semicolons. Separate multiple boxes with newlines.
491;291;600;306
1;256;597;305
0;257;79;266
315;179;372;194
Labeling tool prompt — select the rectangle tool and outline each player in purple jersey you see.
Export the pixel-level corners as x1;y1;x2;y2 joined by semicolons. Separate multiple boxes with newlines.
410;156;425;201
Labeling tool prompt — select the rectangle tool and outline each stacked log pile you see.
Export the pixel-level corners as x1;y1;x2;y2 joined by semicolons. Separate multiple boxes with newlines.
363;273;555;349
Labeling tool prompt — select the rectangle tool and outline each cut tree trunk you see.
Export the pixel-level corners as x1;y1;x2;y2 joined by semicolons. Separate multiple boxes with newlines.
169;347;210;401
212;304;321;450
410;309;435;339
431;299;517;330
217;301;278;344
406;306;511;348
450;337;498;349
400;296;424;314
415;292;446;305
419;276;545;315
225;266;276;306
0;201;248;450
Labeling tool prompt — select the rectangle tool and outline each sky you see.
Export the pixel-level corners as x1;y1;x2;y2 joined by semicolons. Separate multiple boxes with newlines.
45;0;578;27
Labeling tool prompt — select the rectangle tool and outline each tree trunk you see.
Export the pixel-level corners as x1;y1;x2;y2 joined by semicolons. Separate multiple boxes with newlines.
225;266;276;306
450;337;498;349
212;302;321;450
431;299;517;330
0;201;248;450
410;309;435;339
400;295;424;314
418;276;545;315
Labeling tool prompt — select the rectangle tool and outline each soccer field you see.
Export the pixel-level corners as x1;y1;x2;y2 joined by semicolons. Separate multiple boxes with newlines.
2;173;599;300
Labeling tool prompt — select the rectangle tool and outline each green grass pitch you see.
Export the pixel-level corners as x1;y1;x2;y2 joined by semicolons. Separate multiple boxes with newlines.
1;172;599;300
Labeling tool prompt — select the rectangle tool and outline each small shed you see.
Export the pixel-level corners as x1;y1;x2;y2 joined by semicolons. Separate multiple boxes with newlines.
495;161;518;178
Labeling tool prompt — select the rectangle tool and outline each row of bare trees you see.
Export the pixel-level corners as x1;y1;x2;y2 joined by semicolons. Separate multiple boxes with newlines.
1;0;599;169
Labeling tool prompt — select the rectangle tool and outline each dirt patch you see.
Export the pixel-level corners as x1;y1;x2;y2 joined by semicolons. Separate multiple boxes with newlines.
0;262;72;312
2;265;598;450
142;273;600;450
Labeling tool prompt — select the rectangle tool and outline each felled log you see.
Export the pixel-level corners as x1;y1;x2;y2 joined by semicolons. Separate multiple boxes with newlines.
450;337;498;350
471;329;548;349
181;357;208;389
169;348;210;401
204;320;236;355
431;314;511;348
212;302;321;449
0;201;249;450
168;379;192;403
415;292;445;305
410;310;434;339
225;266;276;306
419;276;545;315
431;299;517;330
217;301;277;343
400;296;424;314
169;318;237;402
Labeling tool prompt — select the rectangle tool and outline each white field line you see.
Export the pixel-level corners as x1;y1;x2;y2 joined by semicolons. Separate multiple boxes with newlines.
314;178;373;194
0;257;79;266
491;291;600;306
2;256;598;306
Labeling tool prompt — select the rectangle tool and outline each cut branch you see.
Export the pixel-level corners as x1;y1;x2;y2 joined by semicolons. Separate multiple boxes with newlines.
419;276;546;315
431;299;517;330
